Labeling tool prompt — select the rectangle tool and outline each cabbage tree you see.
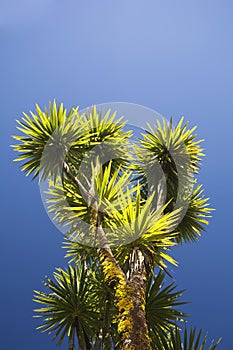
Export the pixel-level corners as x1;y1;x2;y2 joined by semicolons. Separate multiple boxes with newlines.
13;102;221;349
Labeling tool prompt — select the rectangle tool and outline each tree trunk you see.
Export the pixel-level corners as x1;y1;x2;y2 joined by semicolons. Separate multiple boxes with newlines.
118;249;151;350
68;331;75;350
99;247;151;350
75;323;92;350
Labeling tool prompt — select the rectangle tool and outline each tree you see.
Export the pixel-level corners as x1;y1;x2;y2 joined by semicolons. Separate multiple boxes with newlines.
13;101;221;349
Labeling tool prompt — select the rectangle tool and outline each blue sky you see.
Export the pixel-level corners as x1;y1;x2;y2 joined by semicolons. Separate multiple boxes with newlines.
1;1;232;349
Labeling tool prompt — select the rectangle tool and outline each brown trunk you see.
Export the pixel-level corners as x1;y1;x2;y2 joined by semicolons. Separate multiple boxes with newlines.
117;248;151;350
99;247;151;350
124;273;151;349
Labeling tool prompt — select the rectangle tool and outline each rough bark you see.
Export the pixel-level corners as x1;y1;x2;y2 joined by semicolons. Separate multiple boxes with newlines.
121;249;151;350
99;247;151;350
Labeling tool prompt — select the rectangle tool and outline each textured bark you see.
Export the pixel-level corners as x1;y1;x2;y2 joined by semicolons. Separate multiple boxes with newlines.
125;274;151;349
99;247;151;350
120;249;151;350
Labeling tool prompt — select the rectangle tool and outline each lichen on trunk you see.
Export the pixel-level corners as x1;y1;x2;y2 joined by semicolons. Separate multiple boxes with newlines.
99;247;151;350
119;249;151;350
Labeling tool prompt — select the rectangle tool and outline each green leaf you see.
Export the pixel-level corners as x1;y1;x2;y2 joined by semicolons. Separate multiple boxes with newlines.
33;262;101;348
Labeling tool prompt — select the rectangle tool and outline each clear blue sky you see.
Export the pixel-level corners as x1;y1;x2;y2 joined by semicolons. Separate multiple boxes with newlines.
1;1;232;349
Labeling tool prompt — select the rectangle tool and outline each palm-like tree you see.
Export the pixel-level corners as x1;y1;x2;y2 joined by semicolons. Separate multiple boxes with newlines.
34;264;100;349
13;101;221;349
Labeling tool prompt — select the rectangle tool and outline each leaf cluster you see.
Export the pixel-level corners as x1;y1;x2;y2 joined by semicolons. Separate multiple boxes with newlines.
13;101;220;349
